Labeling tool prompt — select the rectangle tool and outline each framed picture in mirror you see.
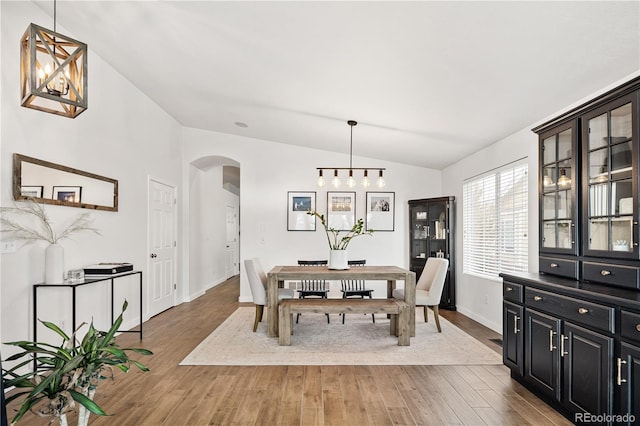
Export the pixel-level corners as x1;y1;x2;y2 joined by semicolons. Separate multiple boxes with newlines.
20;185;43;198
53;186;82;203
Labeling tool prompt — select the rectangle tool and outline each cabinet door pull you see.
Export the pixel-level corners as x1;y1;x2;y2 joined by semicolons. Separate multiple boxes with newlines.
533;296;543;302
549;330;557;351
600;270;611;276
560;335;568;357
578;307;589;314
514;316;520;334
505;286;513;292
636;324;640;332
550;263;559;268
617;358;627;386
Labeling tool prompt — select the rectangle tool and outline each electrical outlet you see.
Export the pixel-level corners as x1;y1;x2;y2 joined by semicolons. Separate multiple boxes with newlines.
0;241;16;253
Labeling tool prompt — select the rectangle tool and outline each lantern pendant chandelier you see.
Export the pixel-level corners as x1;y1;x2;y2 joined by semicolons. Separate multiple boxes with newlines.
316;120;386;189
20;0;88;118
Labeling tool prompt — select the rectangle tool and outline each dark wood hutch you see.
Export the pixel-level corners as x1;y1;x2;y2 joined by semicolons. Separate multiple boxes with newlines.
501;76;640;424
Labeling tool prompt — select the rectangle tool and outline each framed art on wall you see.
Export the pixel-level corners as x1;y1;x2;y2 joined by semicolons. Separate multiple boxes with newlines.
366;191;395;231
287;191;316;231
327;191;355;231
52;186;82;203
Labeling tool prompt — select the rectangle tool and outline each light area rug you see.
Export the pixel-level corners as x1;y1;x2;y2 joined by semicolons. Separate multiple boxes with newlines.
180;307;503;366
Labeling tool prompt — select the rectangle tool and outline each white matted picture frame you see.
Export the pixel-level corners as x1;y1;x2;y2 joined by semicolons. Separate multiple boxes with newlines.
327;191;355;231
52;186;82;203
20;185;43;198
287;191;316;231
366;191;395;232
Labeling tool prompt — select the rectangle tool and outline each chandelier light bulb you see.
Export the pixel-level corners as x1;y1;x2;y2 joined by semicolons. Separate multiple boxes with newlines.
331;170;342;188
317;170;326;187
376;170;386;188
346;170;356;188
361;170;371;187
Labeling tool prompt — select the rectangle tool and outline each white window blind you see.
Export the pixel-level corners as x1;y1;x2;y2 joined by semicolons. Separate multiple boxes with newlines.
463;162;528;279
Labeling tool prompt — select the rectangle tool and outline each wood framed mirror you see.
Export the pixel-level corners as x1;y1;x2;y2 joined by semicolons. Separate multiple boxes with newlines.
13;153;118;211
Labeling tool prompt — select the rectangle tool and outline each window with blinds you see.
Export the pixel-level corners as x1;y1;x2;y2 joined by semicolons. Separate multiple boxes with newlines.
463;162;529;279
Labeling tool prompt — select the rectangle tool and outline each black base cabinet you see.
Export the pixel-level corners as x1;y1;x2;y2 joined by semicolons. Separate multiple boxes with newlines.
524;309;561;402
502;272;639;425
620;343;640;425
503;301;524;375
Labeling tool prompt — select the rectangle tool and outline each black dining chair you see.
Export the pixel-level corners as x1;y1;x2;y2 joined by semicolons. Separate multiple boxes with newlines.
296;259;330;323
340;259;375;324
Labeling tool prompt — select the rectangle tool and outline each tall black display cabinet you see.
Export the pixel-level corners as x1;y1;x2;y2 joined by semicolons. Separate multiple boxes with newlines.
408;196;456;310
501;77;640;423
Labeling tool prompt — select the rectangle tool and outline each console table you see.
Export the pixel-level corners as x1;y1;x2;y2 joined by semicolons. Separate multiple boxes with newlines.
33;271;143;345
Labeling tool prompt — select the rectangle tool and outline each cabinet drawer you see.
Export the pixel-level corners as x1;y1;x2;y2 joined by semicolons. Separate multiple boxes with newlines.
503;282;523;303
621;310;640;343
583;262;640;290
539;256;579;280
525;288;614;333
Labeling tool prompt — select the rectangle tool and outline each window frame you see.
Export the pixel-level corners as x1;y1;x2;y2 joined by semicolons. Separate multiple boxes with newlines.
463;160;529;280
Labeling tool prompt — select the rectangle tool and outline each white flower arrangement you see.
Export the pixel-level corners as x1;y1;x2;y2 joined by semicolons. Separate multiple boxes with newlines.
0;199;100;244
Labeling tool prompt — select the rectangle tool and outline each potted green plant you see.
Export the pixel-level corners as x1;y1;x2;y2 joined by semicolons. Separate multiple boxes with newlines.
307;210;374;269
2;301;152;426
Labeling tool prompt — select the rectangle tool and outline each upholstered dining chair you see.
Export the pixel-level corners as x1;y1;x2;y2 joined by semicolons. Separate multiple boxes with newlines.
340;259;375;324
245;258;295;332
392;257;449;332
296;259;330;323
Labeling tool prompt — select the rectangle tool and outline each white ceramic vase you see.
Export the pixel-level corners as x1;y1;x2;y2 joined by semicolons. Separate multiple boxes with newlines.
45;243;65;284
328;249;349;270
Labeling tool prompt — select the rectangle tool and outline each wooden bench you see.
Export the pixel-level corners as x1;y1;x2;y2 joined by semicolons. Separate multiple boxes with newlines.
278;298;410;346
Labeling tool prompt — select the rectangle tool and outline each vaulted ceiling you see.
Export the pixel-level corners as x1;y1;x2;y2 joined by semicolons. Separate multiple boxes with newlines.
33;1;640;169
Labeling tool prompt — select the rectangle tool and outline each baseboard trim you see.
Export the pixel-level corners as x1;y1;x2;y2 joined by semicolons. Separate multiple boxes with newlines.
456;306;501;334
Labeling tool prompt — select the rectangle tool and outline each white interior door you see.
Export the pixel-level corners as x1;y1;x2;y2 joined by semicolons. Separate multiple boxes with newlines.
225;205;239;278
148;179;176;316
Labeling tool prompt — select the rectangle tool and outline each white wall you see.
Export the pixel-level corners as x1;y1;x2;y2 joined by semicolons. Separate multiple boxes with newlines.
442;129;539;332
443;70;640;333
0;2;182;350
181;127;442;303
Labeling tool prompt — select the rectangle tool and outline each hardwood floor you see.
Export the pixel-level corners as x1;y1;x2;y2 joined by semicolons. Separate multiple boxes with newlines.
6;276;572;425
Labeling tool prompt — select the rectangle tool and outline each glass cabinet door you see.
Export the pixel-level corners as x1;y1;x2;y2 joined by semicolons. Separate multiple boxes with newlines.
583;93;638;258
410;204;429;260
410;200;449;261
540;122;577;255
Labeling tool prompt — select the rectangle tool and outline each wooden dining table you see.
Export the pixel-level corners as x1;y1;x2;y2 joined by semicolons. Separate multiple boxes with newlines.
266;265;416;338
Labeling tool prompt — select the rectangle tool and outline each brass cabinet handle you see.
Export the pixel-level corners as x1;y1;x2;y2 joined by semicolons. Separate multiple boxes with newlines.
534;296;543;302
600;270;611;276
550;263;559;268
617;358;627;386
549;330;557;351
514;316;520;334
560;335;568;357
505;286;513;292
578;307;589;314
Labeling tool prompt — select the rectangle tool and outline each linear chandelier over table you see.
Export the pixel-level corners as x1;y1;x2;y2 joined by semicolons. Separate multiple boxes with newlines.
316;120;386;189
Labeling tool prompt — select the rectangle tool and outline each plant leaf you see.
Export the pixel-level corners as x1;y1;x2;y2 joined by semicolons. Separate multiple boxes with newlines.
69;389;108;416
